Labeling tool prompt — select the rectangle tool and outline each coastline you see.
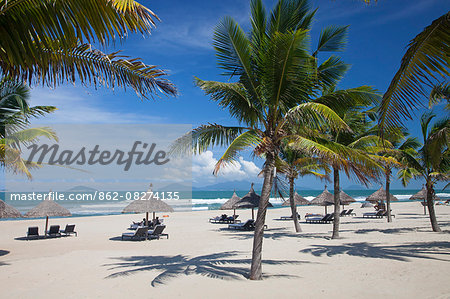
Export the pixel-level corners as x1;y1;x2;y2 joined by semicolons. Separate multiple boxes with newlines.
0;201;449;298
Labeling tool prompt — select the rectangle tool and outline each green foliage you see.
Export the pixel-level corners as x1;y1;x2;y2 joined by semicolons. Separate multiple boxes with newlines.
0;0;176;98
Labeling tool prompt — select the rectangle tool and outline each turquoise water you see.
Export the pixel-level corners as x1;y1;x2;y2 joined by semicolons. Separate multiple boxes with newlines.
1;189;449;219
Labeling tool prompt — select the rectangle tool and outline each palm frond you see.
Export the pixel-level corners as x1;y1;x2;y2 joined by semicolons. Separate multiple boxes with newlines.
194;78;260;127
314;86;381;115
380;12;450;129
286;102;351;133
268;0;313;35
170;124;248;156
214;130;262;174
317;55;349;90
313;25;349;56
5;43;176;99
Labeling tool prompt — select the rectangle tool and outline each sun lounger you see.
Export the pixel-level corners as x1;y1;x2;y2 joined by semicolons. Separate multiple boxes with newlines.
381;211;395;218
228;219;259;230
345;209;356;216
46;225;61;237
148;225;169;240
305;214;334;223
121;226;148;241
60;224;77;236
280;213;301;220
363;210;384;218
209;214;228;223
339;210;348;217
210;214;240;224
27;226;40;240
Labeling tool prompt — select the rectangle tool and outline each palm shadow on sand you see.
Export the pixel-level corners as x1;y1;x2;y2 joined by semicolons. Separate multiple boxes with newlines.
104;251;311;286
222;227;329;241
300;241;450;262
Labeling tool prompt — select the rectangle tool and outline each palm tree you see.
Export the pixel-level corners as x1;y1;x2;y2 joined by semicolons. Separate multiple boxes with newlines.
276;145;330;232
0;0;176;98
0;79;57;178
374;129;421;222
308;106;383;239
429;82;450;110
379;11;449;129
172;0;384;279
398;112;449;232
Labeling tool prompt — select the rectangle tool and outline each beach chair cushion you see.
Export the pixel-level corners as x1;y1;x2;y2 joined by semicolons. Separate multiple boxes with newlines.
148;225;169;240
27;226;39;240
122;226;148;241
47;225;61;237
60;224;77;236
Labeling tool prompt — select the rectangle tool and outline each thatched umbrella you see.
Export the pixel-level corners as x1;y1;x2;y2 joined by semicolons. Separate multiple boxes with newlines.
234;183;272;219
24;194;71;236
220;190;241;217
281;192;309;206
409;186;441;215
340;190;356;208
310;185;334;214
122;184;174;226
366;186;398;203
0;200;21;218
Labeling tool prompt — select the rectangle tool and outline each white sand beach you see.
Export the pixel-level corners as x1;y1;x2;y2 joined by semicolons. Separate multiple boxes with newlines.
0;202;449;299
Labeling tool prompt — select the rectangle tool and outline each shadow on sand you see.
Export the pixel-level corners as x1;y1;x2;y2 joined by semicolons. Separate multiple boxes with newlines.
300;241;450;262
222;227;329;241
104;251;310;286
0;250;10;266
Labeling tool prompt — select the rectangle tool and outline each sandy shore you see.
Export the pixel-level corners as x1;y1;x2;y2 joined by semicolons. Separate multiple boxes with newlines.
0;201;449;299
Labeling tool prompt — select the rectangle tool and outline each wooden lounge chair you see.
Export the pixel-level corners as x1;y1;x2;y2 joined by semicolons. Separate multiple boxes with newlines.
121;226;148;241
27;226;40;240
305;214;334;223
280;213;301;220
148;225;169;240
60;224;77;236
228;219;256;230
363;210;384;218
345;209;356;216
46;225;61;237
209;214;228;223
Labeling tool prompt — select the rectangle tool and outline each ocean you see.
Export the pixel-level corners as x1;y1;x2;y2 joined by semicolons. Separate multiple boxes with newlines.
1;189;449;219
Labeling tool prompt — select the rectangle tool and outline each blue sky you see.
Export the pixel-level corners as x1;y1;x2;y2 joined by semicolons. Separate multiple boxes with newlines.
28;0;449;190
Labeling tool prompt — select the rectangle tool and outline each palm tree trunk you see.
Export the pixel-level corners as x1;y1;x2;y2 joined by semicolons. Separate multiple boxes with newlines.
385;168;392;222
249;154;275;280
426;180;441;232
332;166;340;239
289;176;301;233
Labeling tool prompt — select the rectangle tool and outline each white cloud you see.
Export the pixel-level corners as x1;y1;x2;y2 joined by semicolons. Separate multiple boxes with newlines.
192;151;261;184
28;86;166;124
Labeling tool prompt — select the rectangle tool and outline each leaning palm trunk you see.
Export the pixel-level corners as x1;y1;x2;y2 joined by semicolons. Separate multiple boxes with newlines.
289;176;302;233
250;154;275;280
426;181;441;232
332;166;340;239
385;168;393;222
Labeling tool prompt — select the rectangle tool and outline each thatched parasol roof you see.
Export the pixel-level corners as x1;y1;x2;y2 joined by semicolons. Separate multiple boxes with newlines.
220;190;241;210
366;186;398;203
234;183;273;209
282;192;309;206
409;186;441;201
24;196;71;218
340;190;356;204
0;200;21;218
310;186;334;206
122;184;174;214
